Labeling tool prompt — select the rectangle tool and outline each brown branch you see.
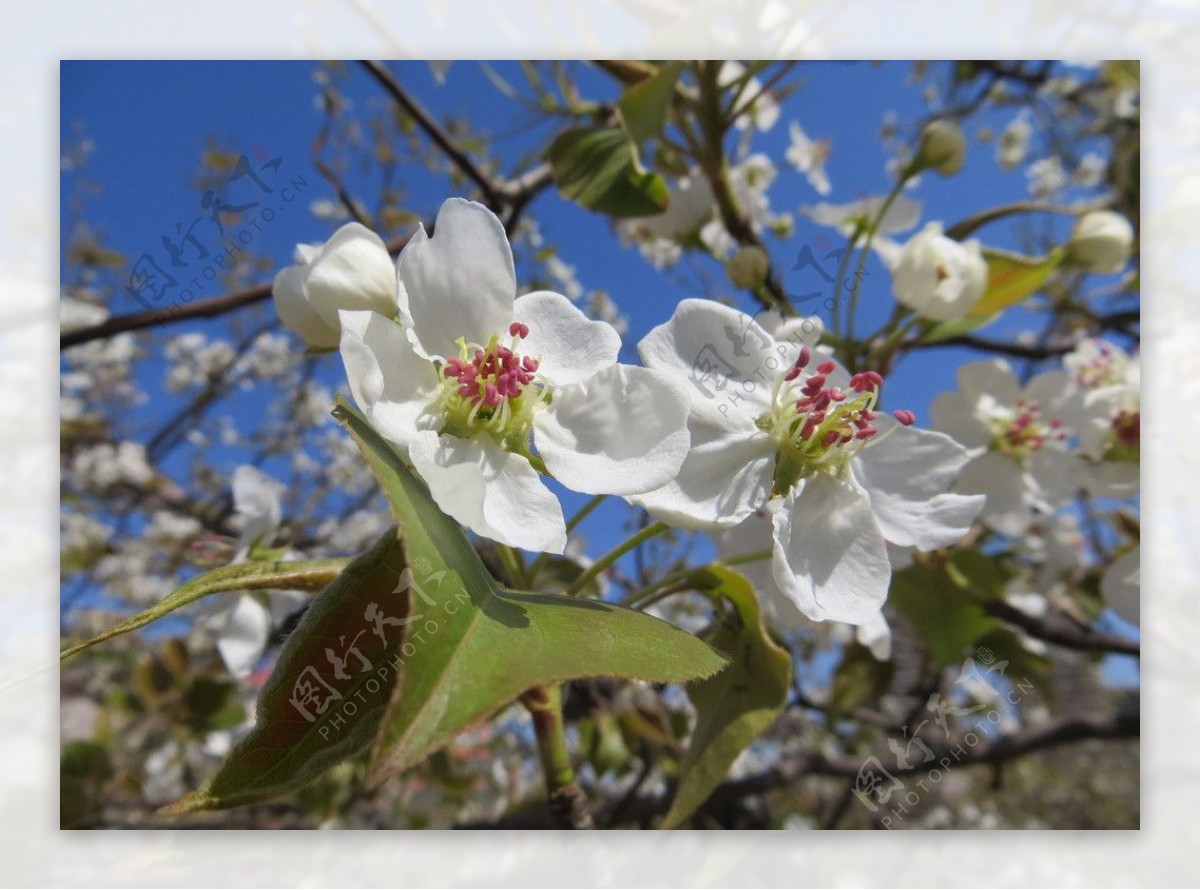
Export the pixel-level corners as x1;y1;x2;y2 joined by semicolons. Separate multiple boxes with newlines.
981;599;1140;658
909;307;1138;361
359;59;502;207
457;709;1138;828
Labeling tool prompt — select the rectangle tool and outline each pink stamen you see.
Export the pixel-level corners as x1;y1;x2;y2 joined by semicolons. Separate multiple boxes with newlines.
892;409;916;426
509;321;530;339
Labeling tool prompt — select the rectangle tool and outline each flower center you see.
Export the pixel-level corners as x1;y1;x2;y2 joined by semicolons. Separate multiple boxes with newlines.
988;399;1067;460
759;347;915;493
436;321;548;444
1068;341;1126;389
1108;408;1140;459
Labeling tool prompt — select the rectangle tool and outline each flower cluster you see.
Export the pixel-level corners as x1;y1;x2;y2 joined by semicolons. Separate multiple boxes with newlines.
267;199;989;633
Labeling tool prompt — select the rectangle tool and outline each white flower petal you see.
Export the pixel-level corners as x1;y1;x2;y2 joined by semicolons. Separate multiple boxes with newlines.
535;364;690;496
955;451;1032;536
771;474;892;625
304;222;398;326
1027;448;1083;506
216;595;272;679
957;359;1021;407
930;390;991;449
273;264;339;348
713;504;810;633
630;417;774;530
638;298;782;424
232;465;283;554
266;589;309;625
856;611;893;661
1084;460;1139;498
853;419;984;550
398;199;516;359
1022;368;1078;419
338;310;440;448
408;430;566;554
511;291;621;386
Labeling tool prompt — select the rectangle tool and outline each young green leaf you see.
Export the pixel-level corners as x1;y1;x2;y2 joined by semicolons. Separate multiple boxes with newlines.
617;61;685;144
331;399;728;787
889;563;996;668
60;558;348;661
968;247;1066;317
546;125;669;218
163;528;410;814
661;566;791;829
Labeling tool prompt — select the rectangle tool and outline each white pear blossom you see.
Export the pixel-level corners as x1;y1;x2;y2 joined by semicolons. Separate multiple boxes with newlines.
718;61;780;132
1071;152;1107;189
931;359;1086;537
785;121;832;195
800;194;923;270
891;221;988;321
1063;337;1139;498
632;299;983;625
273;221;397;349
800;194;922;237
700;154;791;258
1066;210;1134;274
339;198;691;555
201;466;307;678
1026;156;1068;198
1017;512;1087;593
914;120;966;176
997;114;1033;170
713;501;893;659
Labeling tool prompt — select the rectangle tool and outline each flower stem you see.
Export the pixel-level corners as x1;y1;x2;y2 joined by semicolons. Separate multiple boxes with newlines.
495;543;527;588
520;684;593;829
843;174;909;358
622;549;773;608
563;521;670;598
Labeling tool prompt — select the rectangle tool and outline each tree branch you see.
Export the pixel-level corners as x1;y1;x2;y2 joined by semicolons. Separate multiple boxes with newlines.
456;709;1138;828
359;59;504;207
981;598;1140;658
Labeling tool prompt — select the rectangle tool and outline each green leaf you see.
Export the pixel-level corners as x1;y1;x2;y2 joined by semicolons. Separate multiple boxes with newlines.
163;528;411;814
59;558;349;661
331;399;728;786
661;566;791;829
922;311;999;344
972;628;1052;682
889;563;996;668
968;247;1066;317
545;125;669;218
827;642;895;717
946;549;1009;599
617;61;685;143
